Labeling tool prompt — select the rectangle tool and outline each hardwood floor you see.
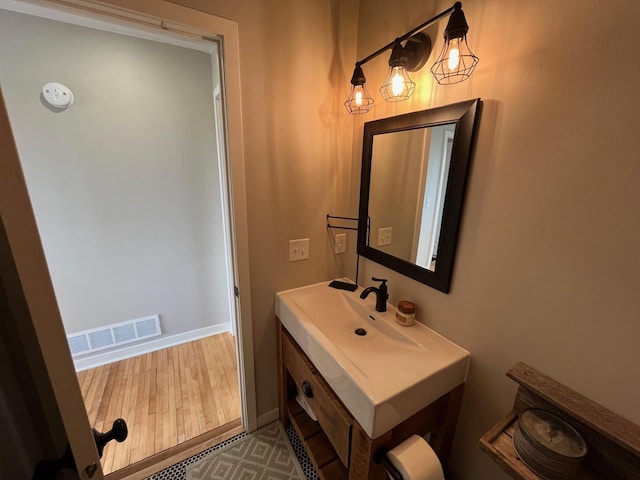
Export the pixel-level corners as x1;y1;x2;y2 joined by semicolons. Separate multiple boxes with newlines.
76;333;241;475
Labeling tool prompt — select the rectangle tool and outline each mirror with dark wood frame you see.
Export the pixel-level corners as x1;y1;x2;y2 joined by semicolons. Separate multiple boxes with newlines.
357;99;480;293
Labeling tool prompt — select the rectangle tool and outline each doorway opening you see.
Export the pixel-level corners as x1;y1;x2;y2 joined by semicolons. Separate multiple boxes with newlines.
0;1;253;476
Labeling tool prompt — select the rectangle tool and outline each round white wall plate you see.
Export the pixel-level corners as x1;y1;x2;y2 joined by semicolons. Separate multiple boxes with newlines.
42;82;74;108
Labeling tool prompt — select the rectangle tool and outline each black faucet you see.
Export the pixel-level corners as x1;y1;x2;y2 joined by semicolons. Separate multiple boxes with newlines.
360;277;389;312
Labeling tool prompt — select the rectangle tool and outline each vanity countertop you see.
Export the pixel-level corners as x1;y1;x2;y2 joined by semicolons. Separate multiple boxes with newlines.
276;280;470;438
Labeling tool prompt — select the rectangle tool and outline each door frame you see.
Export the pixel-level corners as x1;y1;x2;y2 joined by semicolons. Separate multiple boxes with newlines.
0;0;256;477
213;83;237;338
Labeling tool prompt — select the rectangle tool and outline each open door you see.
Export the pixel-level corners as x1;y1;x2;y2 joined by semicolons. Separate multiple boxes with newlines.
0;88;104;479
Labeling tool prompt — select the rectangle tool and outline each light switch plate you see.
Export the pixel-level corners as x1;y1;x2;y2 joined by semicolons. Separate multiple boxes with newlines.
377;227;392;246
335;233;347;254
289;238;310;261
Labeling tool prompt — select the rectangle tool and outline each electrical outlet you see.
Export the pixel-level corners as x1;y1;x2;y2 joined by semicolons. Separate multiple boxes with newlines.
289;238;310;261
377;227;392;246
335;233;347;254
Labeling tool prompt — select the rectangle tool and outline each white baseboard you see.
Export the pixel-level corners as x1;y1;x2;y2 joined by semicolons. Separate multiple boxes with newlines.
257;408;280;428
74;323;231;371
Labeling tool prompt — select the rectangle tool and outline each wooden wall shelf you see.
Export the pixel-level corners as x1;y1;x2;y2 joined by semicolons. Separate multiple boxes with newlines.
479;363;640;480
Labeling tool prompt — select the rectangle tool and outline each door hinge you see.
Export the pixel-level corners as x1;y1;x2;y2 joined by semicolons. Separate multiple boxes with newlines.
234;285;240;297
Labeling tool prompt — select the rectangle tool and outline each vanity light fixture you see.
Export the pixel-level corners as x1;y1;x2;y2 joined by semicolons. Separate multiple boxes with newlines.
430;2;479;84
344;1;478;114
345;64;375;114
379;40;417;102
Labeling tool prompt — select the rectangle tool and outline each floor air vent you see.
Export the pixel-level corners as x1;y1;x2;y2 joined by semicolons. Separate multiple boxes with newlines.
67;315;161;357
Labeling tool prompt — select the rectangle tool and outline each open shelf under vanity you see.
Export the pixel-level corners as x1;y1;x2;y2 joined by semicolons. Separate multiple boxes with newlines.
288;398;349;479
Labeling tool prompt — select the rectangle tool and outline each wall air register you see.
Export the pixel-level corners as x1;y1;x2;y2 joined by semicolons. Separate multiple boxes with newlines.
66;314;161;357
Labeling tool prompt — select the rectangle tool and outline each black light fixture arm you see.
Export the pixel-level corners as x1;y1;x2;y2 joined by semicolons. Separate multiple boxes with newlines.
354;2;460;69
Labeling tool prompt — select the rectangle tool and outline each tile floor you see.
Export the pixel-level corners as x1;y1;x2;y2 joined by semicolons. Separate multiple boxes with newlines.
145;424;319;480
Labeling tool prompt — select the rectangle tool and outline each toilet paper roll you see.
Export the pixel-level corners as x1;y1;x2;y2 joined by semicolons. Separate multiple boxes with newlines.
386;435;445;480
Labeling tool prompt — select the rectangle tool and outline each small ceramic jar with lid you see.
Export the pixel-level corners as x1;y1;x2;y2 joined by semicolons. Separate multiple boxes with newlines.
395;300;416;326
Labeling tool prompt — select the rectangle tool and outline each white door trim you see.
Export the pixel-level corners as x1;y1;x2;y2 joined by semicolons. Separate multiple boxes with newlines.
213;84;237;339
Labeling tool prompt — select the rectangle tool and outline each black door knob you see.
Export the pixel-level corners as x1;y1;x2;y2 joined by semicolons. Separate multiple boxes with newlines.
93;418;128;458
301;380;314;398
33;418;130;479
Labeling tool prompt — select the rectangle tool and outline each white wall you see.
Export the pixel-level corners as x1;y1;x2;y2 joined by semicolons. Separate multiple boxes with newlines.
0;11;232;342
354;1;640;478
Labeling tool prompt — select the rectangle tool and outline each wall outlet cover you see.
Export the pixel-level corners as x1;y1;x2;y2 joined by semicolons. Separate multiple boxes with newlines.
289;238;310;261
377;227;392;246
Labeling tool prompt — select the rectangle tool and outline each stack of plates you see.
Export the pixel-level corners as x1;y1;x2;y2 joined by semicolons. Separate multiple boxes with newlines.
513;408;587;479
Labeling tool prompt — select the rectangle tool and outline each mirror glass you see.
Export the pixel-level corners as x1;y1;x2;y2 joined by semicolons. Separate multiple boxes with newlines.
369;123;456;271
357;99;480;293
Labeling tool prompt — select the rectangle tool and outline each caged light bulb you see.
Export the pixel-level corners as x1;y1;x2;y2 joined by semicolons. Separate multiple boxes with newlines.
447;38;461;70
344;66;374;114
430;5;479;85
380;64;415;102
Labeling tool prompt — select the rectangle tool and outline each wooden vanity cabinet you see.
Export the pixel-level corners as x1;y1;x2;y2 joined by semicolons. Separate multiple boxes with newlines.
281;326;352;466
277;319;465;480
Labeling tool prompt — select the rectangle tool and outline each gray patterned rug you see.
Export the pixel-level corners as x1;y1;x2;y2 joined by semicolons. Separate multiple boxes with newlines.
186;422;307;480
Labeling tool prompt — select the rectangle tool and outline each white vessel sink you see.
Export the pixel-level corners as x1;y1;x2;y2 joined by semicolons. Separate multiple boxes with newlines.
276;280;470;439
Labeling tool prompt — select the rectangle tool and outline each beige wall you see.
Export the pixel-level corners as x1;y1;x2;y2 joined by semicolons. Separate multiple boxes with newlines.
6;0;638;477
169;0;361;417
354;0;640;478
